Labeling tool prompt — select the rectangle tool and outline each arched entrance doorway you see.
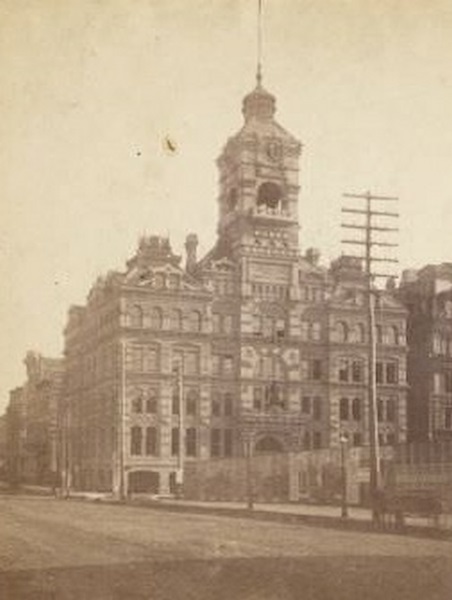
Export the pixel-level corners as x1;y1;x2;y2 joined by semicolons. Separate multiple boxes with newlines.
254;435;284;454
128;470;160;494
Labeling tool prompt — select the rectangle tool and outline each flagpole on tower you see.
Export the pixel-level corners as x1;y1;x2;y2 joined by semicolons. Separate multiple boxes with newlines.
257;0;263;85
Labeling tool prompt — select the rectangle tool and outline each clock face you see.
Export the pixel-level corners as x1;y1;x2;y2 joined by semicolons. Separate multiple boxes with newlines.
266;141;282;161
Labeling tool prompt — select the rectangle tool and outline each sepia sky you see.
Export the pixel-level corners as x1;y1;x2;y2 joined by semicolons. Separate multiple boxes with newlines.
1;0;452;411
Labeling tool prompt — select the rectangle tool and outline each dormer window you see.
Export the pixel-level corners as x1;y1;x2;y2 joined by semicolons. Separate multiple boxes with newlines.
257;182;282;209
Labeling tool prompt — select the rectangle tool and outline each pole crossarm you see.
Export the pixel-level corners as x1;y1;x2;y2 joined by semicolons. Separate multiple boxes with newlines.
342;208;399;217
343;192;398;202
341;224;399;232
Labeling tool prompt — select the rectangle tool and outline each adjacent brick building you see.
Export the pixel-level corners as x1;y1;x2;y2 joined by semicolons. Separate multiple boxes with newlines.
399;264;452;441
5;352;64;486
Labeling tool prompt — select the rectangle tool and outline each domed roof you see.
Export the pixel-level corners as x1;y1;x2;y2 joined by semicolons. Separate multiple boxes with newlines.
242;80;276;121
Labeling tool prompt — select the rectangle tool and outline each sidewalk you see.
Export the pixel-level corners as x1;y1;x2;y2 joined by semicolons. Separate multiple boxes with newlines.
131;496;452;538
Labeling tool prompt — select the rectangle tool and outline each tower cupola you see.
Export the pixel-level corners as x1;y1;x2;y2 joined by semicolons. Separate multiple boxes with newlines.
242;82;276;122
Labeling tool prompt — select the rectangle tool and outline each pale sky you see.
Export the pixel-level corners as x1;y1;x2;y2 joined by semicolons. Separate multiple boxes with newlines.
1;0;452;412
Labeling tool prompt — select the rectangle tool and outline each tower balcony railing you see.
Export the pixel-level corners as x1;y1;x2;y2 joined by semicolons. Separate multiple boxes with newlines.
250;204;293;220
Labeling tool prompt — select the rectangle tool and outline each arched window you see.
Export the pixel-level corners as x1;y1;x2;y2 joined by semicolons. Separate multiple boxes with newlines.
129;305;143;328
150;307;163;329
351;323;365;344
146;389;158;414
169;309;182;330
188;310;202;332
154;273;165;289
335;321;348;343
131;391;143;414
257;182;282;209
186;389;198;416
387;326;399;346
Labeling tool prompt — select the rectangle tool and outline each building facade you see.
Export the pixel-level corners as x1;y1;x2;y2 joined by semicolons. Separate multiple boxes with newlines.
63;79;408;495
5;352;63;486
399;264;452;441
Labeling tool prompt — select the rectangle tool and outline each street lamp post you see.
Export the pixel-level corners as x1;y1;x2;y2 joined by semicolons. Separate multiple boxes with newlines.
339;433;349;519
245;436;254;511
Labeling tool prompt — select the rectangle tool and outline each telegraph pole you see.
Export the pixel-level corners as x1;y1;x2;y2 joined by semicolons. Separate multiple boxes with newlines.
341;191;399;523
173;361;185;498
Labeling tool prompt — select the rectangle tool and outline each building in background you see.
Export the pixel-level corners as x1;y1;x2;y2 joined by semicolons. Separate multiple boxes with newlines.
399;264;452;441
4;352;63;487
62;77;408;495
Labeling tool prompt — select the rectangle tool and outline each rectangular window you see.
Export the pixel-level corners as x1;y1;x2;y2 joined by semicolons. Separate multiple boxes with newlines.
377;399;384;422
276;318;286;339
300;321;309;341
186;428;197;457
143;347;158;372
376;362;383;384
353;433;362;447
352;361;363;383
313;397;322;420
146;393;158;414
186;390;198;416
224;393;233;416
223;315;233;334
171;428;179;456
304;431;311;450
445;407;452;430
339;359;349;382
340;397;349;421
312;359;322;381
224;429;233;457
433;373;442;394
172;388;180;415
386;362;398;384
223;355;234;376
386;398;396;422
185;351;199;375
145;427;158;456
445;372;452;394
301;396;311;414
130;426;142;456
212;355;220;375
210;429;221;457
212;313;221;333
313;432;322;449
352;398;361;421
300;360;309;381
211;394;221;416
253;315;262;336
253;387;263;411
311;322;321;341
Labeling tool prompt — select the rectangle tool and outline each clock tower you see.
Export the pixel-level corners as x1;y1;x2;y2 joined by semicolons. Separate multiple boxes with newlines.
216;77;302;263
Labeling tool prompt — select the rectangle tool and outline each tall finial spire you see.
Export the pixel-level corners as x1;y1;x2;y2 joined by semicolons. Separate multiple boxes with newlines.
257;0;263;86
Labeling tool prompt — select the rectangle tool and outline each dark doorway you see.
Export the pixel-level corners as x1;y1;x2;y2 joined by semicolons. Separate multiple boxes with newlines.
255;436;284;454
128;470;160;493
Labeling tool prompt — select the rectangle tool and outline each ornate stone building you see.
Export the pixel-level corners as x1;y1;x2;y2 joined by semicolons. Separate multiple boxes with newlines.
63;78;408;495
399;264;452;441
